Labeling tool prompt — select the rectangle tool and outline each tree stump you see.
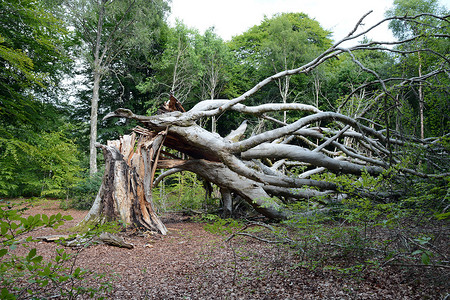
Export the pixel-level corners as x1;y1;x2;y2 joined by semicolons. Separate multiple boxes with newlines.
79;131;167;235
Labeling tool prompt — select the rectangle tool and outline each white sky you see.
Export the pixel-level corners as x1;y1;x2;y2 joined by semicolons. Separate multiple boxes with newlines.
168;0;399;43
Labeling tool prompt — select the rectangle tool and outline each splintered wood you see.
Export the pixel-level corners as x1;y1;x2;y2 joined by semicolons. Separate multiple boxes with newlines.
81;131;168;234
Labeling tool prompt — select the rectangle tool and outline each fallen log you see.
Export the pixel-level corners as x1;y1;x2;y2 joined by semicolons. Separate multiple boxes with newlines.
36;232;134;249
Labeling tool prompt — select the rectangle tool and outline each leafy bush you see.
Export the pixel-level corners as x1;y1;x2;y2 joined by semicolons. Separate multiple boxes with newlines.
0;131;83;198
0;199;111;298
281;171;449;276
65;171;103;210
152;171;216;212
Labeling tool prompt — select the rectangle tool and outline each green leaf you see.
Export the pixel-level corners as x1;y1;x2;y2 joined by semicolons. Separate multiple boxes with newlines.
63;215;73;221
1;287;15;299
27;215;35;224
32;255;43;263
421;252;431;265
26;248;37;260
10;222;18;230
0;248;7;257
434;212;450;220
42;214;49;223
414;236;431;245
43;266;51;276
412;250;422;255
0;224;7;235
41;279;49;287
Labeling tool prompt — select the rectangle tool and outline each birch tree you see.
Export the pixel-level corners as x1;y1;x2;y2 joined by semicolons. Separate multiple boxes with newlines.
198;28;232;132
262;13;332;120
64;0;170;175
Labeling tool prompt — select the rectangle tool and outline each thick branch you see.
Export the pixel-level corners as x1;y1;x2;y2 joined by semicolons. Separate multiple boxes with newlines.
241;144;384;176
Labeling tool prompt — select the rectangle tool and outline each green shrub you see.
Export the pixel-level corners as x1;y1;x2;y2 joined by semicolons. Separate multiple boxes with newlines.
0;131;83;198
281;170;449;275
152;171;214;212
0;199;111;298
66;171;103;210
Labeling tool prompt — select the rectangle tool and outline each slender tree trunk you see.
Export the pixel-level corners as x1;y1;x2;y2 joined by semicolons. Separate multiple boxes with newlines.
418;51;424;139
220;187;232;217
211;83;217;133
89;72;101;176
280;76;290;123
89;2;105;176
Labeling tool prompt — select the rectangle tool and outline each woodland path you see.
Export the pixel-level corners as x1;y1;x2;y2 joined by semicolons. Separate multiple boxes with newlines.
20;200;445;299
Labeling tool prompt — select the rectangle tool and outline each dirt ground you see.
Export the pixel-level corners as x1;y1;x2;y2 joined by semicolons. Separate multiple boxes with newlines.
11;200;449;299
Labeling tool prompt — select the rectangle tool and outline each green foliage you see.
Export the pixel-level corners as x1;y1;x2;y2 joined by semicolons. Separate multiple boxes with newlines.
0;0;84;200
282;169;449;275
195;214;243;236
152;171;216;212
385;0;450;138
386;0;447;40
0;0;68;127
66;0;171;144
137;20;203;106
411;236;434;265
0;131;83;198
64;171;103;210
227;12;332;109
0;199;110;298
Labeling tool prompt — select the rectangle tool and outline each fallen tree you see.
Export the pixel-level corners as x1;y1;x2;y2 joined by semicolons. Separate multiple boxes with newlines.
81;12;449;234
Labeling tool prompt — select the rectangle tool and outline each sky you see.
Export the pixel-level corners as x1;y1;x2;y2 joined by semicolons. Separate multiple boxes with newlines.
168;0;399;43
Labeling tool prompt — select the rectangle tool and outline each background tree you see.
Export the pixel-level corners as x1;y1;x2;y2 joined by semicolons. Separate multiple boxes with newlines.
225;13;332;137
261;13;332;121
64;0;170;175
0;0;82;197
197;28;233;132
386;0;450;138
137;21;202;107
0;0;68;128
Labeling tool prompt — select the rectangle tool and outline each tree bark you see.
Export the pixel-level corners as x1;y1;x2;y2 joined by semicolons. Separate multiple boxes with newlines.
220;187;233;217
89;1;105;176
157;159;290;219
89;72;101;176
418;50;424;140
80;132;167;234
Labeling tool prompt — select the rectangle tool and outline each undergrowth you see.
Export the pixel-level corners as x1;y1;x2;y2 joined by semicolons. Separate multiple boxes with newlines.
152;171;220;213
198;172;449;292
0;198;113;299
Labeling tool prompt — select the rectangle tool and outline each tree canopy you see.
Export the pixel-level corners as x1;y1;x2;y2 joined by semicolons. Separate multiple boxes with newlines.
0;0;67;128
0;0;82;197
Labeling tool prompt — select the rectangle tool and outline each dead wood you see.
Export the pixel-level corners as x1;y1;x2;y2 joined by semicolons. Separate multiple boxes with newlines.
36;232;134;249
88;12;449;231
79;132;167;234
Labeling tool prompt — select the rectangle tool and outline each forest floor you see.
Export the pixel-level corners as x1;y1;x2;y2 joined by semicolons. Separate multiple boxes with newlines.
13;200;449;299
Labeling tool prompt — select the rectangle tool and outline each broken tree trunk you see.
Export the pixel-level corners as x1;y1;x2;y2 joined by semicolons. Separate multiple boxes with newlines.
79;131;167;235
82;12;449;232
